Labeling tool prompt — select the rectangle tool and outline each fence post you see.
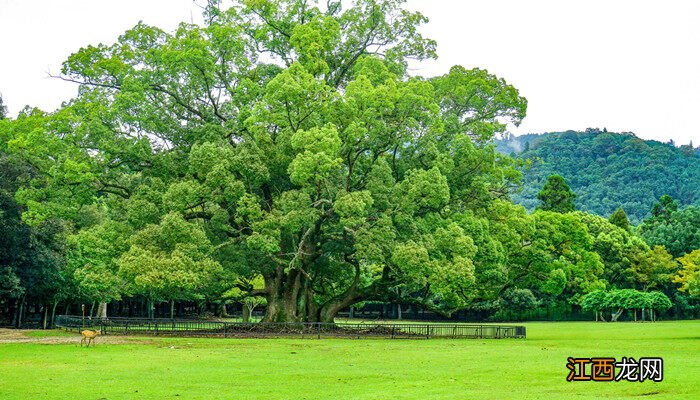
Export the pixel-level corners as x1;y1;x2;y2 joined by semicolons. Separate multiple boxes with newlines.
317;322;321;339
391;325;395;339
223;322;228;338
426;324;430;339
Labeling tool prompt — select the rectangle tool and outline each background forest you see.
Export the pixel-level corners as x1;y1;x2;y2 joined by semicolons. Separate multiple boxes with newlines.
1;0;698;328
496;129;700;223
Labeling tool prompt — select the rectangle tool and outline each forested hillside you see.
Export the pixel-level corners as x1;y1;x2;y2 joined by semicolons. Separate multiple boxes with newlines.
497;130;700;223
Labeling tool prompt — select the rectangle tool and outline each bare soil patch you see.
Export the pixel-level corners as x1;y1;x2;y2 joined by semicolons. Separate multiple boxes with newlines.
0;328;148;345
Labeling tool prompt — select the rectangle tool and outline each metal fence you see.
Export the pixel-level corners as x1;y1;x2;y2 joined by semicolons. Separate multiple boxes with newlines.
55;315;526;339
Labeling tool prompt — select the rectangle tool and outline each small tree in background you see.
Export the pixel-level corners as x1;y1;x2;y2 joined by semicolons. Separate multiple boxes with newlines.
623;290;648;322
602;289;624;321
68;220;132;319
675;249;700;297
610;289;645;322
580;290;608;321
629;245;677;291
536;175;576;213
224;275;267;322
608;208;630;231
650;195;678;222
242;296;267;323
0;94;7;119
646;291;672;322
117;213;222;319
499;288;538;320
585;289;672;322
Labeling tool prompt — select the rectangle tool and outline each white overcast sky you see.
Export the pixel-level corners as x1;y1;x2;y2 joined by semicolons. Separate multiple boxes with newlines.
0;0;698;144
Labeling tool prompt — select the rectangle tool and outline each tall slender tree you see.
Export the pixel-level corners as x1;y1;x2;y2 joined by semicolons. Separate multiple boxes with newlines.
0;93;7;119
536;175;576;213
608;208;630;231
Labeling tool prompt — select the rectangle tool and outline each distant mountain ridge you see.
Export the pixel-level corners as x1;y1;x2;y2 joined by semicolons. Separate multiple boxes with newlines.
495;129;700;224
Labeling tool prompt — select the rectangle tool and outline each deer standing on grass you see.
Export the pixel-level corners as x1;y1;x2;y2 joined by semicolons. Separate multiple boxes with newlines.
80;329;101;347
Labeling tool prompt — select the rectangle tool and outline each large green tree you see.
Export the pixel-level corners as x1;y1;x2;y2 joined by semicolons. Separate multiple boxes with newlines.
7;0;528;322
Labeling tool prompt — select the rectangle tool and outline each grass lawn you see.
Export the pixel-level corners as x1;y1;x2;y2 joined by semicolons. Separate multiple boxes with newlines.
0;321;698;399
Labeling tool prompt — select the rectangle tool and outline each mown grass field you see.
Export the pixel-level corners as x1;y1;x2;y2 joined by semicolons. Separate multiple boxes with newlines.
0;321;698;399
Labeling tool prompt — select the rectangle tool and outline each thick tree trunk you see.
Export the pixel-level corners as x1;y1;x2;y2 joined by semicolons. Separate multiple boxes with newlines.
218;303;228;318
242;303;250;323
261;264;363;323
96;302;108;319
262;266;309;322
